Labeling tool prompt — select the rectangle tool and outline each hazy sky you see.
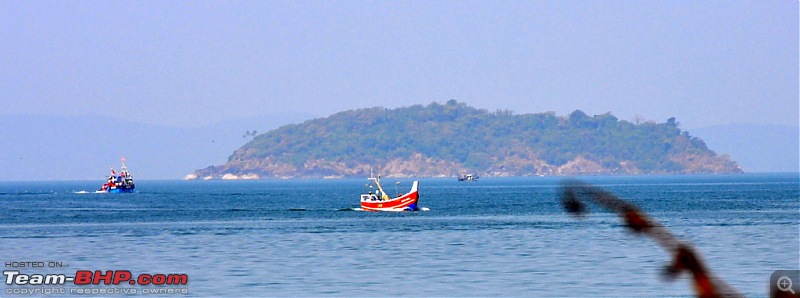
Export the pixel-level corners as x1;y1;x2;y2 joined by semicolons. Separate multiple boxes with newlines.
1;1;797;129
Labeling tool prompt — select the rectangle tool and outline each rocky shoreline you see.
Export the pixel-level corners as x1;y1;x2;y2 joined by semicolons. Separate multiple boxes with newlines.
187;152;742;180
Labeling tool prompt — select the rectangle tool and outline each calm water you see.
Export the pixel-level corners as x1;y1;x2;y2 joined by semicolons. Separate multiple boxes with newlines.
1;174;798;297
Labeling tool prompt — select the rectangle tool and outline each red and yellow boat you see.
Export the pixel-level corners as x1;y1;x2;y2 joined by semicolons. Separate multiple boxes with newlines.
360;176;419;212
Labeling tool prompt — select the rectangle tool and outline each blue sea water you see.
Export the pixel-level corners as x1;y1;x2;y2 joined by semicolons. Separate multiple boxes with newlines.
1;174;798;297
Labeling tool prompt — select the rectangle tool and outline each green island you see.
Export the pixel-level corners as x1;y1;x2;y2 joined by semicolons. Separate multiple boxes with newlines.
189;100;742;179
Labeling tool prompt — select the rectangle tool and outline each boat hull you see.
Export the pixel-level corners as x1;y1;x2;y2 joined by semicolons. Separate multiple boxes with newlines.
106;187;135;194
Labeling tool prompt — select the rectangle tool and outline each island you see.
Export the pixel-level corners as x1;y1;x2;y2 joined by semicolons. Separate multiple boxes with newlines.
188;100;742;179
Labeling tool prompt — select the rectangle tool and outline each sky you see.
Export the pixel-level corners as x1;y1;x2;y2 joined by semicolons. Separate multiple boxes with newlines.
1;1;797;130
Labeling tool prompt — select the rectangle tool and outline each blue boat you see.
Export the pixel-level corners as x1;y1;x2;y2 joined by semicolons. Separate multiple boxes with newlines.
98;158;135;193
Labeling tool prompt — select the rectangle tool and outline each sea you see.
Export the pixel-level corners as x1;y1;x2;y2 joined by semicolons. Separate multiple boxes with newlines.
0;173;798;297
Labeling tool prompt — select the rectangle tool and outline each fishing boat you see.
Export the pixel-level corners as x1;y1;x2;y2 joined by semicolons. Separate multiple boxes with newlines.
98;157;135;193
458;173;479;181
360;175;419;212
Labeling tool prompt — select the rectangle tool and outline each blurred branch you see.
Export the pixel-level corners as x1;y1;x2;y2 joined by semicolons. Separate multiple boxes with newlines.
560;180;743;298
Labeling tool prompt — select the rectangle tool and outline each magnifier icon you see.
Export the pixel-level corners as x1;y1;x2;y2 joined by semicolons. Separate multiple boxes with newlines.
778;276;795;294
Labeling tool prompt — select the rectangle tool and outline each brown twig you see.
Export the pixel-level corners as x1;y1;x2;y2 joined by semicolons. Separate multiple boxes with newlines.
561;180;743;298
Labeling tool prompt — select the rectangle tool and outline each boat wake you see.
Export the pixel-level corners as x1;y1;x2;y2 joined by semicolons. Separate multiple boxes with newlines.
339;207;363;212
339;207;430;212
73;190;106;194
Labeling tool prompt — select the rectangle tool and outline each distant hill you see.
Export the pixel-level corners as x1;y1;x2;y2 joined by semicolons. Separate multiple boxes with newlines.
190;100;743;179
690;124;799;173
0;113;313;181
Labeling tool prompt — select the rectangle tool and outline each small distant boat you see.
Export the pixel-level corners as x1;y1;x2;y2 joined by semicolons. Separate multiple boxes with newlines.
98;157;135;193
458;173;479;181
360;175;419;212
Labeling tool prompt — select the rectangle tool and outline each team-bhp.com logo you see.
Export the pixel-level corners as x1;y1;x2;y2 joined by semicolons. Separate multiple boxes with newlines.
5;270;188;286
4;270;189;296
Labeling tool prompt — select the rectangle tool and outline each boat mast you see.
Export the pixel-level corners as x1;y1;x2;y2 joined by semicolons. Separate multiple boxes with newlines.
120;156;128;176
368;167;389;200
